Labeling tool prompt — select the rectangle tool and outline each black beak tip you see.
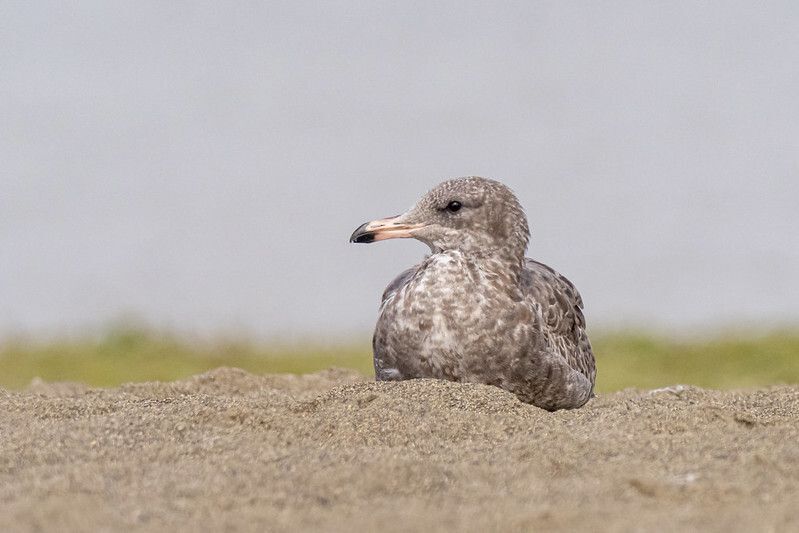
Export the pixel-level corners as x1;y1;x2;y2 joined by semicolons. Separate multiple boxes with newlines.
350;233;375;244
349;222;375;244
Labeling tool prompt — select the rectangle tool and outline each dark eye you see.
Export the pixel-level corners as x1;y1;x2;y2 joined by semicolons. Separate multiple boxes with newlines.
446;201;462;213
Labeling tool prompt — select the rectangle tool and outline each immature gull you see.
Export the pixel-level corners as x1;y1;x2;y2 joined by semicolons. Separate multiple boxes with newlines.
350;176;596;411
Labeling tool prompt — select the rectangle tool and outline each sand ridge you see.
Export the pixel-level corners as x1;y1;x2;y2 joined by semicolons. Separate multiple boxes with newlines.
1;368;797;532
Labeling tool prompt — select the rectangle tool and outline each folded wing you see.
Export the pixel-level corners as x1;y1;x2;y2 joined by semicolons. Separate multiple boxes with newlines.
520;258;596;396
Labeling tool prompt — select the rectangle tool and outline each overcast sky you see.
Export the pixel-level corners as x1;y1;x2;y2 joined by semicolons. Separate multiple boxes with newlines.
2;1;798;340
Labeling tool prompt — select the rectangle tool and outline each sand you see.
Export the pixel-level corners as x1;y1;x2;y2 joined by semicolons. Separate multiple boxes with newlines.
1;368;797;532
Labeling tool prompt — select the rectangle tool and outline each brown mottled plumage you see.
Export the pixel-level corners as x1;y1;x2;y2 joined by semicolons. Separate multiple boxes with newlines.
350;177;596;410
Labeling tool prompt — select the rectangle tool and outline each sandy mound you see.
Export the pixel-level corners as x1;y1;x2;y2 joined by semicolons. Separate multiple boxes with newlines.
1;368;797;532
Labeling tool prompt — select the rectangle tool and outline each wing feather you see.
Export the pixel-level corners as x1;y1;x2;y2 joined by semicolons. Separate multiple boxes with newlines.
380;265;420;305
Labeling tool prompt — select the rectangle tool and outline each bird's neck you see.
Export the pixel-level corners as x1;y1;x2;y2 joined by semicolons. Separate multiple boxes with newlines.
433;247;525;282
473;248;525;277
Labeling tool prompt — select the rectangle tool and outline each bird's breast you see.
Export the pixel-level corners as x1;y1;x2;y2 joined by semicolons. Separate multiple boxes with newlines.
375;253;530;380
392;254;481;324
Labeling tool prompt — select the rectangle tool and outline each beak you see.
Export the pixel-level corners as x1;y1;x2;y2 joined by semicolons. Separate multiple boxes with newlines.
349;215;425;243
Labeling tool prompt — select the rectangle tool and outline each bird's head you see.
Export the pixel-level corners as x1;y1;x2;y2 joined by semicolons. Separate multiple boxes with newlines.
350;176;529;258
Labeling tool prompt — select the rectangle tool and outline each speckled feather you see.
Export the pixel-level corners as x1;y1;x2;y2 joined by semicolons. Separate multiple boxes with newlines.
362;177;596;411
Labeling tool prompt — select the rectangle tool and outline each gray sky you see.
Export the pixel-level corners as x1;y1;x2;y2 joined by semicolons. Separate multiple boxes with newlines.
2;1;798;340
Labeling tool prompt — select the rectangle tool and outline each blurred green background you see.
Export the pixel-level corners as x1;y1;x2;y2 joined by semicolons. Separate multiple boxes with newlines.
1;328;797;391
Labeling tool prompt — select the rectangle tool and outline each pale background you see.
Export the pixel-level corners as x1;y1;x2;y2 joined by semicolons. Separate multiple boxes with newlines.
2;1;798;341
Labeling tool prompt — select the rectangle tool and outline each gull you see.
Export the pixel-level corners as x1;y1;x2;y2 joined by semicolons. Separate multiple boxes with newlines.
350;176;596;410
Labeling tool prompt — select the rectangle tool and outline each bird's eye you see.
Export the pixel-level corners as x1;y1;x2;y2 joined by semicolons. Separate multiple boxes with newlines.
446;201;462;213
